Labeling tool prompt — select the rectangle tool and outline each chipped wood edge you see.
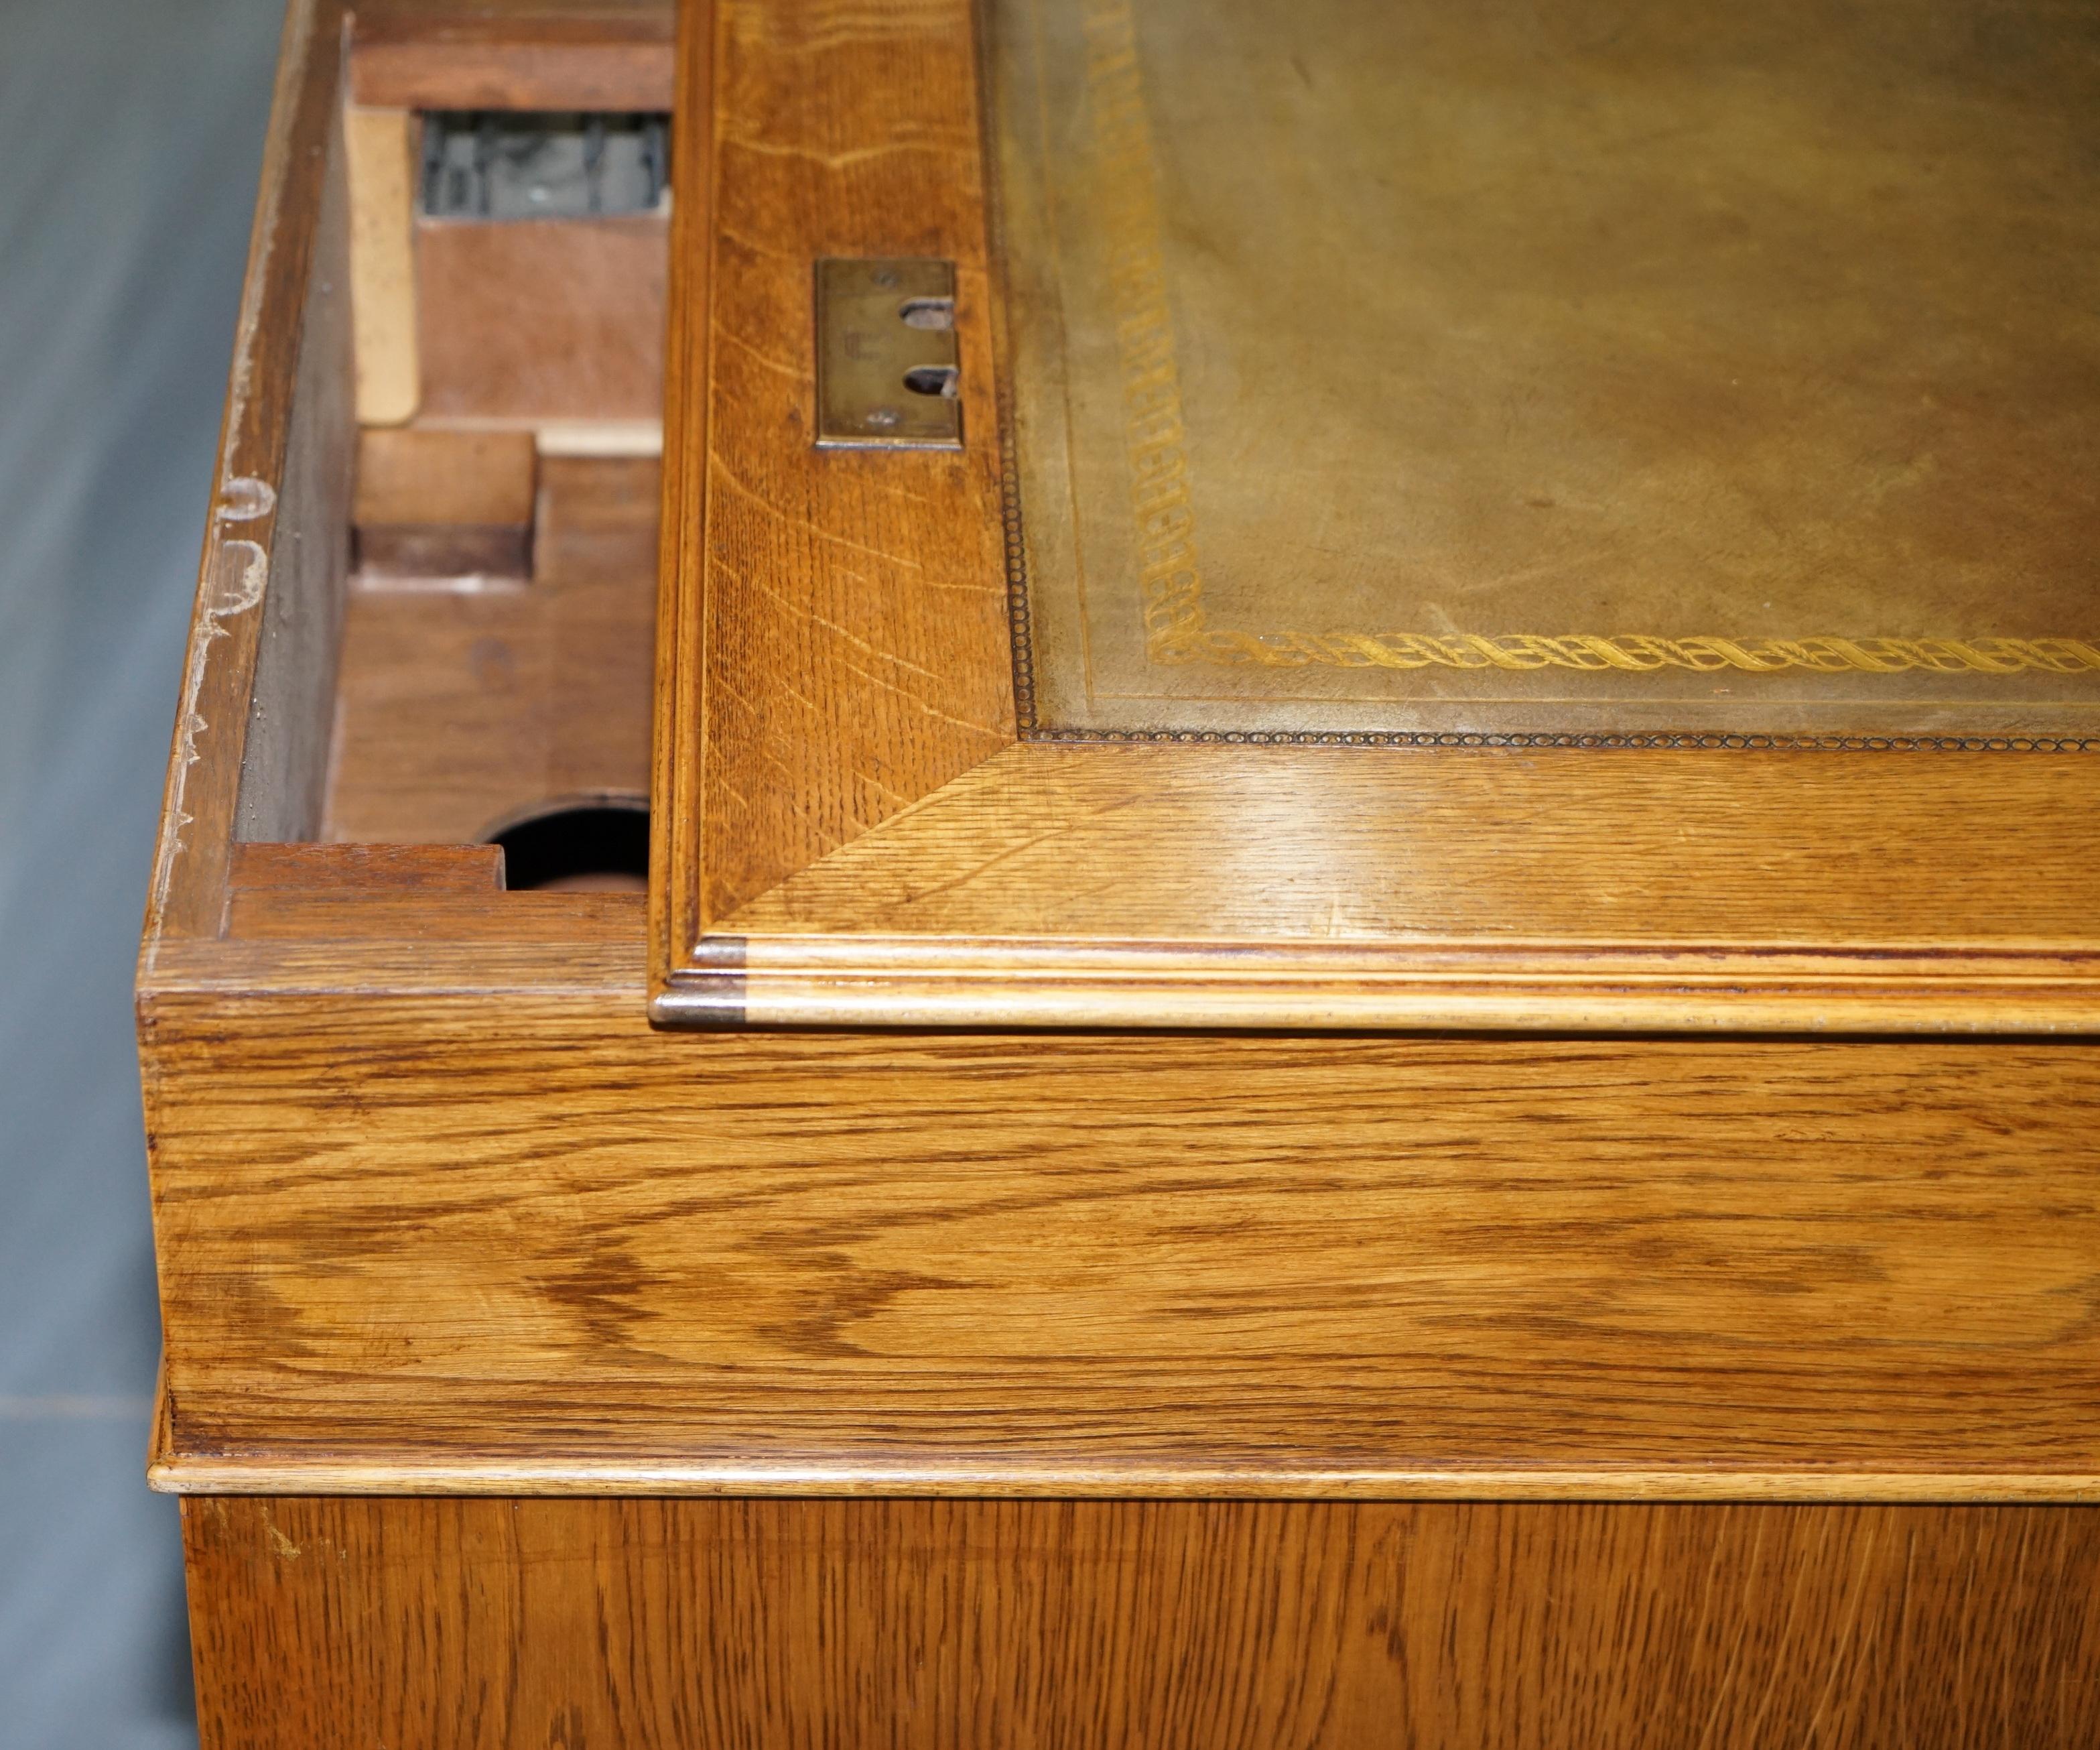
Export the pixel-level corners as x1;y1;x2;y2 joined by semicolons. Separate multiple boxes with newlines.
145;1357;174;1489
140;0;348;954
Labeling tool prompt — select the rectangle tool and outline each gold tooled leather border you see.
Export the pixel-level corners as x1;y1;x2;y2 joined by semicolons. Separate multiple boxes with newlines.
984;0;2100;748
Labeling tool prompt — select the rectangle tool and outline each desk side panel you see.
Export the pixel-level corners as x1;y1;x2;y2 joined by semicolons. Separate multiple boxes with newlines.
182;1495;2100;1750
139;989;2100;1495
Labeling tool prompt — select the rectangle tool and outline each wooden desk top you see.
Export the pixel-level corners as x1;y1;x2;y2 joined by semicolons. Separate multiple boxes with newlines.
130;0;2100;1516
649;0;2100;1030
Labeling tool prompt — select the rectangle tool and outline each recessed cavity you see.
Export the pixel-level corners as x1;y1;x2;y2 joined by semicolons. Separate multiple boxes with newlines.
420;111;671;221
488;800;650;891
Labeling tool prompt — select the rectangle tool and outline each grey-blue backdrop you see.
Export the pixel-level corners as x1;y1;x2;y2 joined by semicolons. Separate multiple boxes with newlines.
0;3;284;1744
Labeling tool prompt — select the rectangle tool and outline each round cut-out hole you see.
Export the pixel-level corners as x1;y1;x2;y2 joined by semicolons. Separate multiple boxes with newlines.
488;799;649;891
903;364;960;398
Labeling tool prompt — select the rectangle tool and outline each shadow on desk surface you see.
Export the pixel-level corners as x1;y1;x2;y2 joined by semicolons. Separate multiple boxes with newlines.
0;2;283;1744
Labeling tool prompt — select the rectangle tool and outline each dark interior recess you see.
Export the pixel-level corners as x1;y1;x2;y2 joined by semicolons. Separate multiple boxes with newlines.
489;800;650;892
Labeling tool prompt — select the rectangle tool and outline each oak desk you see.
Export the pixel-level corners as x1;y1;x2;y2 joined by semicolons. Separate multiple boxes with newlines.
142;0;2100;1743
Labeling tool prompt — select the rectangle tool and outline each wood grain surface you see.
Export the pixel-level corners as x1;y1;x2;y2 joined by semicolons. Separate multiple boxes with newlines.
143;0;348;942
326;454;657;845
727;743;2100;945
687;740;2100;1029
184;1495;2100;1749
655;0;1016;960
349;0;675;111
354;427;537;529
651;0;2100;1032
229;840;506;897
235;90;355;847
344;105;419;425
649;0;712;1034
354;426;537;575
416;214;668;425
141;978;2100;1496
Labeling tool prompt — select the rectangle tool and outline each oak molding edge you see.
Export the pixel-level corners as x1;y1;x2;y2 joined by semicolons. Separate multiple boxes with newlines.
654;935;2100;1032
144;1446;2100;1503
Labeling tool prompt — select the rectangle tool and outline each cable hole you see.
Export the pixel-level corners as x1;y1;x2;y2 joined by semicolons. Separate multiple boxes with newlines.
487;798;649;891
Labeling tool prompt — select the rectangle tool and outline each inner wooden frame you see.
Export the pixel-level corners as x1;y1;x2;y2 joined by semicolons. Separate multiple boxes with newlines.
651;0;2100;1032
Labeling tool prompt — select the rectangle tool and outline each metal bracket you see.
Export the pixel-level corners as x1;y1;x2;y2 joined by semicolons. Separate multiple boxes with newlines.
815;259;963;449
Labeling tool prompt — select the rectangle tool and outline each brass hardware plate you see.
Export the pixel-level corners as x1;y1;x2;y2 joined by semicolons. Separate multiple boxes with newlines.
814;258;962;449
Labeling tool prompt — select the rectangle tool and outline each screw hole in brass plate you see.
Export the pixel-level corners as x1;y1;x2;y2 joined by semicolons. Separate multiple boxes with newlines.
899;296;956;330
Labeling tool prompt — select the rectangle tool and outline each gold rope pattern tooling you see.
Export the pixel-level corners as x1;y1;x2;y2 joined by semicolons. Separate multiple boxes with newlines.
1079;0;2098;684
1153;631;2100;674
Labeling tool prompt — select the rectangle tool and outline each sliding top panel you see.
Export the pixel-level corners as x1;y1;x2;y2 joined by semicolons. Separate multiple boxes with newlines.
651;0;2100;1030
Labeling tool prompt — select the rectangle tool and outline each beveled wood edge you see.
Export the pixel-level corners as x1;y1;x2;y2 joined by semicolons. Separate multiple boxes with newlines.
141;918;2100;1034
647;0;714;1017
654;735;2100;1032
143;1446;2100;1502
657;936;2100;1033
148;1357;172;1481
150;866;2100;1034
